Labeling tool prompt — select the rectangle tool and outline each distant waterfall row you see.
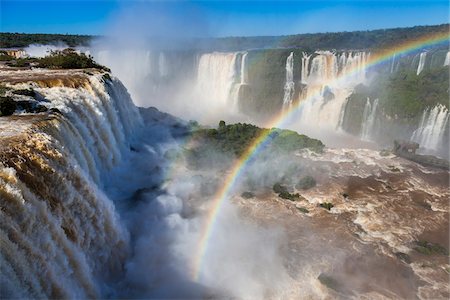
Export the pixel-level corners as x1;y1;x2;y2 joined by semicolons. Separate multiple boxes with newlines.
389;50;450;75
0;75;142;298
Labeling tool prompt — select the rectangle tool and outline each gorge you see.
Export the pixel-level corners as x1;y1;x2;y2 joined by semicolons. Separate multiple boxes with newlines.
0;24;449;299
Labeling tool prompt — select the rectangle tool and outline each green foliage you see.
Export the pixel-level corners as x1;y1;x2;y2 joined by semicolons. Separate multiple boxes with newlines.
0;53;14;61
380;67;449;118
414;240;448;256
344;67;449;123
319;202;334;210
273;183;288;194
199;24;448;52
273;183;300;201
279;191;300;201
0;33;92;48
0;96;17;116
270;128;324;153
297;207;309;213
36;49;110;71
296;176;316;190
189;122;324;169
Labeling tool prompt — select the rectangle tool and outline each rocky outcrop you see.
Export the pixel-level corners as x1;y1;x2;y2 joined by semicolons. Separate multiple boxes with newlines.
393;140;449;170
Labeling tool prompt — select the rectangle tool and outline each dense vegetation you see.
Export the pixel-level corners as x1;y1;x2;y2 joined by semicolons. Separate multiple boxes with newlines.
2;24;447;51
343;66;449;125
379;67;449;118
187;121;324;169
200;24;449;51
0;33;92;48
191;120;324;156
4;49;110;71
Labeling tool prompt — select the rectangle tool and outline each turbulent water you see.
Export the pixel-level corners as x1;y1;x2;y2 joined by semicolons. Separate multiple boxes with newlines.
1;66;449;299
0;74;141;298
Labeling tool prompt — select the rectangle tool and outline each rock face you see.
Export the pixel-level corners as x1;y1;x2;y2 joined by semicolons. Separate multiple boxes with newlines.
393;140;449;170
0;96;17;116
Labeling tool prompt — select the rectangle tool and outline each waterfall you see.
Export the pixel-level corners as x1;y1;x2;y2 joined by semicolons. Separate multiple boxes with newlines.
360;98;379;141
295;51;369;130
282;52;295;109
0;74;142;298
300;52;312;84
159;52;169;77
390;53;397;73
444;51;450;66
416;52;427;75
240;52;249;84
411;104;449;152
196;51;248;112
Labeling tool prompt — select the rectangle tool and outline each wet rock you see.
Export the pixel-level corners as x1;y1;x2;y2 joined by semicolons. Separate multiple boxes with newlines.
318;273;341;292
49;108;62;115
295;175;316;190
241;191;255;199
16;100;48;113
0;96;17;116
395;252;411;264
12;88;36;98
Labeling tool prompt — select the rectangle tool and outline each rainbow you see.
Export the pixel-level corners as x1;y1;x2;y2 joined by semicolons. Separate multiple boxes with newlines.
192;30;450;281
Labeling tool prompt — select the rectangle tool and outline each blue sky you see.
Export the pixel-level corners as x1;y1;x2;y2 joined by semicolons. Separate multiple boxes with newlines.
1;1;448;37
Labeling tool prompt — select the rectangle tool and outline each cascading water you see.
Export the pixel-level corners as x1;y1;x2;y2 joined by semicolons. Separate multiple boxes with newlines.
295;51;368;131
0;74;143;298
196;51;248;113
360;98;379;141
411;104;449;152
282;52;295;109
444;51;450;66
416;52;427;75
300;52;312;84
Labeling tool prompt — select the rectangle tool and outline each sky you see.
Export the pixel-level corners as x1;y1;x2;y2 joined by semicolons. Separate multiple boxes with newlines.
0;0;449;37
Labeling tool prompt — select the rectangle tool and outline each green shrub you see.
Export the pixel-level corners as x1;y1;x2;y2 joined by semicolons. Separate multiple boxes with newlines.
273;183;288;194
0;96;17;116
414;240;448;256
297;207;309;213
296;175;316;190
278;191;300;201
0;53;14;61
37;49;110;71
319;202;334;210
